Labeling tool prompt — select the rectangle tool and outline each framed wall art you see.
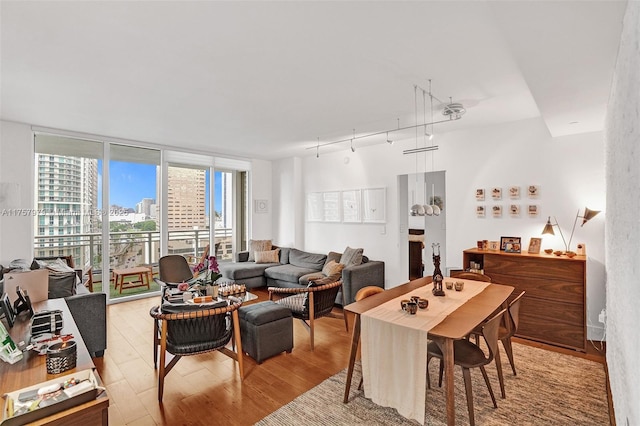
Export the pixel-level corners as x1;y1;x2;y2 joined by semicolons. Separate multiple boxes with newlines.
254;199;268;214
476;188;485;201
509;186;520;199
323;191;341;222
476;205;485;217
509;204;520;216
492;205;502;217
528;185;540;198
528;205;539;217
306;192;324;222
491;187;502;200
362;187;386;223
342;190;361;223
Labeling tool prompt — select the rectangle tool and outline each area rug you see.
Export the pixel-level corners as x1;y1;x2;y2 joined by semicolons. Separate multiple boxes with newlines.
256;343;609;425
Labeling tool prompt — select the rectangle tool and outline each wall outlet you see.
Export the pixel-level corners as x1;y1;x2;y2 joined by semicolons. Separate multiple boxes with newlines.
598;309;606;324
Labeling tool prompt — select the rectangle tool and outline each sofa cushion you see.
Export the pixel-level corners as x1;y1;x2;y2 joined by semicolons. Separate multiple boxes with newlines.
248;239;272;262
48;272;77;299
255;249;280;264
278;247;291;265
220;262;277;281
265;264;319;283
340;246;364;268
289;248;326;270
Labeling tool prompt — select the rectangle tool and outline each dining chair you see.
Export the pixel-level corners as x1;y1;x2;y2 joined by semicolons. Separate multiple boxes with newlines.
155;255;196;286
450;271;492;282
427;308;506;426
497;290;525;376
354;285;385;390
268;278;343;351
470;290;526;398
149;300;244;402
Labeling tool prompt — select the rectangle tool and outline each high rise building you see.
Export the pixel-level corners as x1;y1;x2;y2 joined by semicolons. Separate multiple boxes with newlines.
166;167;206;230
34;154;98;262
136;197;155;218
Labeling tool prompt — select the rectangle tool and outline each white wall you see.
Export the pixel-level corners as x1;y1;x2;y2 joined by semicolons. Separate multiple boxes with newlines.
278;116;606;340
249;159;273;241
271;157;303;248
604;2;639;425
0;121;35;265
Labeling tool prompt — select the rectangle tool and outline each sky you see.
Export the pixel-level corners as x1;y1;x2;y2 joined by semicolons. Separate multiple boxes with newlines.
99;160;222;213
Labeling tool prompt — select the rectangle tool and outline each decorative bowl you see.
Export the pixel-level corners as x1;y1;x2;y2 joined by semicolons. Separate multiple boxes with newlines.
544;249;553;254
565;251;577;258
553;250;563;256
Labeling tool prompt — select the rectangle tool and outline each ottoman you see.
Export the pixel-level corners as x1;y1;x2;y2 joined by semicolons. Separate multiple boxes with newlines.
238;301;293;363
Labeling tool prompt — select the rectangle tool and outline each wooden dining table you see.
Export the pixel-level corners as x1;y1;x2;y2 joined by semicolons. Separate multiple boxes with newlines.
342;276;514;426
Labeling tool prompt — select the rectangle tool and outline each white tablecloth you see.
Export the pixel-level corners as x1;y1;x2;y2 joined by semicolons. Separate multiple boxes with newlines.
361;279;490;424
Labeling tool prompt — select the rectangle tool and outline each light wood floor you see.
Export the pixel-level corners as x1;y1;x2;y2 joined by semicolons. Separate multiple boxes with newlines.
94;289;606;426
94;289;354;425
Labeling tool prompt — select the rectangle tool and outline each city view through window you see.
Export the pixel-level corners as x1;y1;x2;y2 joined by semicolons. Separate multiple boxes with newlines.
34;136;241;301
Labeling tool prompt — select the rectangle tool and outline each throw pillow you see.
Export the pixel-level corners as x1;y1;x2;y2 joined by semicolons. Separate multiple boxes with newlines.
340;246;364;268
248;239;272;262
255;248;280;264
322;260;345;277
325;251;342;265
48;272;77;299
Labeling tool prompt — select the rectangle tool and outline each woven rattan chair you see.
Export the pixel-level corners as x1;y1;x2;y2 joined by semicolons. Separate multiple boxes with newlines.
268;279;343;351
152;255;201;368
427;308;506;426
149;300;244;402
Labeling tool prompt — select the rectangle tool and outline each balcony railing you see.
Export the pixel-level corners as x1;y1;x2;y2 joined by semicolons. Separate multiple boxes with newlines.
34;228;234;298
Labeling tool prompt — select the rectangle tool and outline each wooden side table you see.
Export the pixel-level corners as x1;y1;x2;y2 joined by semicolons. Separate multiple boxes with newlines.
112;266;152;294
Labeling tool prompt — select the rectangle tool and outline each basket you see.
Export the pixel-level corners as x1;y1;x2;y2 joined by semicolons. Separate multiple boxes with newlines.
46;341;77;374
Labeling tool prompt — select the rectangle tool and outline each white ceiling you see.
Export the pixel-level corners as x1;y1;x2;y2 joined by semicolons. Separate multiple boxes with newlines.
0;1;626;161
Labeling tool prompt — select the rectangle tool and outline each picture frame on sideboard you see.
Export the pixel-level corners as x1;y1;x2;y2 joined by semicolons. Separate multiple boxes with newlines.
500;236;521;252
528;237;542;254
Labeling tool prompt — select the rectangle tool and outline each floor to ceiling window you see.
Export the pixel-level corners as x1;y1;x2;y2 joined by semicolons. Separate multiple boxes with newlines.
34;133;249;304
34;134;101;271
108;144;160;301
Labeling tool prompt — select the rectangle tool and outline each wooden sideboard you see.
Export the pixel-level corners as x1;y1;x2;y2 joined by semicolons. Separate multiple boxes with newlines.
462;248;587;352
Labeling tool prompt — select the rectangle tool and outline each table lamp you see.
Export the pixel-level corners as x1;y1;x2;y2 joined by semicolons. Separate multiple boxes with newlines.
542;207;600;253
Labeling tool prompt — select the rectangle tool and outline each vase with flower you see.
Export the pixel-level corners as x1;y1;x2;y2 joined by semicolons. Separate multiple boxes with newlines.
203;255;222;297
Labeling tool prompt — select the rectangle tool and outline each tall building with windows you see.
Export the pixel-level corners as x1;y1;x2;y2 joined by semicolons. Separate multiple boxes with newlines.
136;197;155;218
166;167;206;230
34;154;98;261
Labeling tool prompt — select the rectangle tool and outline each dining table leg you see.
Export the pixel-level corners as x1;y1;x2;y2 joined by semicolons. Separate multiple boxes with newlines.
433;336;456;426
343;313;361;403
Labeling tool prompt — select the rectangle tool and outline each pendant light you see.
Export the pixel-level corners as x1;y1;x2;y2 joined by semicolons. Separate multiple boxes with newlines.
410;85;424;216
428;81;441;216
421;89;433;216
